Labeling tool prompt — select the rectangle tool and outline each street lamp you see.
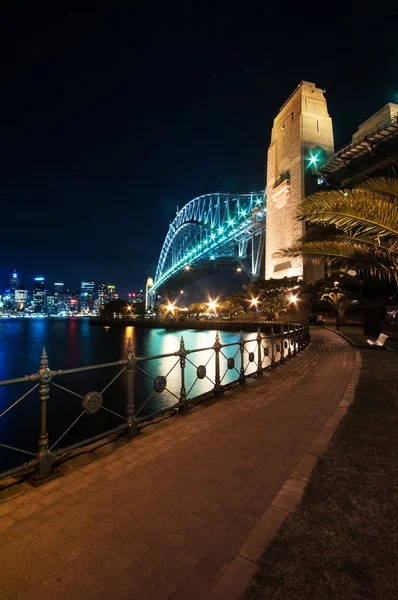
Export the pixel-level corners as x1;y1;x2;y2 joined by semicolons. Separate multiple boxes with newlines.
208;298;217;313
236;267;242;273
290;295;297;304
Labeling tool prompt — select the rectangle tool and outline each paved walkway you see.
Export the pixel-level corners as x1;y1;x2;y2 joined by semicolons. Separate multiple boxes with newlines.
0;329;356;600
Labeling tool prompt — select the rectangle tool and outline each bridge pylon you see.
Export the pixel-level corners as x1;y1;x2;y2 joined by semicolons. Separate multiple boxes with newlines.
265;81;334;282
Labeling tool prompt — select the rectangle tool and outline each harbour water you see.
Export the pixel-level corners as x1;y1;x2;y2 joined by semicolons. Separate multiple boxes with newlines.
0;319;260;473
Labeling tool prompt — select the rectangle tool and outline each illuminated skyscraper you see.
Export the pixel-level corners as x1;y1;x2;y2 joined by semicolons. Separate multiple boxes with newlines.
10;270;20;292
107;285;116;301
14;287;27;310
81;280;95;312
97;283;107;306
33;278;45;313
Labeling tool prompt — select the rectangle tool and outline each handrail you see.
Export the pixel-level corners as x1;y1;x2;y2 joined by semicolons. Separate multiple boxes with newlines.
0;323;310;482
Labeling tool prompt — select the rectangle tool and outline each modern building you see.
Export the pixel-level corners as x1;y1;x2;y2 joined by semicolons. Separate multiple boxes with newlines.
265;81;335;282
14;287;28;310
33;278;45;313
54;282;64;295
97;283;107;306
46;294;56;314
10;271;20;293
107;285;116;302
81;280;95;312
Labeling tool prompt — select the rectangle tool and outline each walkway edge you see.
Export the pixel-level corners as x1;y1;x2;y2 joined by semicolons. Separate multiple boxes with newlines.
207;349;363;600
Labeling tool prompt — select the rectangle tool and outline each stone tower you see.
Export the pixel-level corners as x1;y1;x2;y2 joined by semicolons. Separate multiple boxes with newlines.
265;81;334;282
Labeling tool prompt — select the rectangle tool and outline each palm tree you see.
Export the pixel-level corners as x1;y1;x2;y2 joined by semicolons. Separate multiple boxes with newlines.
187;302;206;319
275;178;398;283
321;291;359;325
219;296;245;320
262;296;287;320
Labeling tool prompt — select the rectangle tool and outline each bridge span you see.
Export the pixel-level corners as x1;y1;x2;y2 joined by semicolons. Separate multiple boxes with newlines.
151;191;266;295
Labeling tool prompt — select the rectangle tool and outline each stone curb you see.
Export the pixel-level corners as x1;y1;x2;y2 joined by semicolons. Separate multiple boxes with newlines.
207;348;362;600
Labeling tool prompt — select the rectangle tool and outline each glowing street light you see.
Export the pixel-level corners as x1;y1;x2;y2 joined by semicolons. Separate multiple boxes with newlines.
208;298;217;313
180;290;184;294
236;267;242;273
166;302;176;314
290;294;298;304
250;297;259;308
185;265;191;271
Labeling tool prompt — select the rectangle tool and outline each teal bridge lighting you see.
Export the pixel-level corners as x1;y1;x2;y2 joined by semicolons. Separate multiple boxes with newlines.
152;191;266;294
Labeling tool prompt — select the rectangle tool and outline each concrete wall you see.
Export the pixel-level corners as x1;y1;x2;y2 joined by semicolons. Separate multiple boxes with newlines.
265;81;334;282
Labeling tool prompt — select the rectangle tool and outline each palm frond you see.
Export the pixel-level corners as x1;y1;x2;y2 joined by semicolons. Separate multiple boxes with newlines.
357;177;398;199
274;240;398;282
298;189;398;240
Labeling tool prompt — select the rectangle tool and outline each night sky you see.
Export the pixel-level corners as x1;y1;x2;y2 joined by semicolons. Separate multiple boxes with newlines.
1;2;397;295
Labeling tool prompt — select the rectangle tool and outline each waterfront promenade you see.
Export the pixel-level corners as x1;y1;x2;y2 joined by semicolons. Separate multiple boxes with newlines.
0;329;356;600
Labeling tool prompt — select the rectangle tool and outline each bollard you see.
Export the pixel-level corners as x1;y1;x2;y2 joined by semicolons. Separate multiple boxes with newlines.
213;331;223;396
126;338;139;439
35;347;53;479
256;328;263;378
178;336;189;415
238;331;246;386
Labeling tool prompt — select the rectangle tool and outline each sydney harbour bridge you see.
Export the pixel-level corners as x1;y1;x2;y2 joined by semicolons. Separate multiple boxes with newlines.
150;191;266;295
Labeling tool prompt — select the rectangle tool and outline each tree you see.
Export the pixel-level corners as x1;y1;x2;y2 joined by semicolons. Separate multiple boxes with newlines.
261;296;288;320
187;302;206;319
100;299;129;320
275;178;398;284
243;277;300;301
320;291;360;325
219;295;245;320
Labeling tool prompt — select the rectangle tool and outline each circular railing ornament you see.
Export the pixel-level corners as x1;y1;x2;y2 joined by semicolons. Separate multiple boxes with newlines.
264;347;269;357
227;357;235;370
153;376;167;393
284;341;288;348
197;365;206;380
276;344;281;353
248;352;255;363
82;391;103;415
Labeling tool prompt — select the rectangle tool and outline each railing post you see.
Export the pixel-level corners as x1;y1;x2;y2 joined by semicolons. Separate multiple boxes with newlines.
256;328;263;378
280;324;285;364
126;338;138;439
213;331;223;396
287;323;292;359
270;326;276;369
238;330;246;386
178;336;189;415
293;325;298;356
307;324;311;345
35;347;53;479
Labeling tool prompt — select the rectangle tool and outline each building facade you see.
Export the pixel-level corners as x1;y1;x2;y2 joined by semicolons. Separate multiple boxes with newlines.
265;81;334;282
81;280;95;312
33;278;45;313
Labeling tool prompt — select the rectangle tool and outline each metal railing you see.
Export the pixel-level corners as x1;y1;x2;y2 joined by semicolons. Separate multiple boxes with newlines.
0;323;310;482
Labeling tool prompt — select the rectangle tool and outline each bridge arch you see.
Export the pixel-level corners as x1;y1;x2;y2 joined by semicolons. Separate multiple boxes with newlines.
152;191;266;294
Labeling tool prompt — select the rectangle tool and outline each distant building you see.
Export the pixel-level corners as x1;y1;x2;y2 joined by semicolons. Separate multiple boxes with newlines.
14;287;27;310
69;291;81;314
10;270;20;293
54;282;64;295
46;294;56;314
107;285;116;301
97;283;107;306
33;278;45;313
81;280;95;312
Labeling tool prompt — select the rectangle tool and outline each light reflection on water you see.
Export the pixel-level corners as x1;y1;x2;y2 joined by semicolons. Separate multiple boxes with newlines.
0;319;262;473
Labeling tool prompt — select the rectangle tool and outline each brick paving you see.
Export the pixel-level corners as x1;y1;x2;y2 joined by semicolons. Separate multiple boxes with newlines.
0;328;356;600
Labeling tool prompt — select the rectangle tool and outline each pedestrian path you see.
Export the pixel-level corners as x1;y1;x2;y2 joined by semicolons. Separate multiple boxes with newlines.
0;328;356;600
